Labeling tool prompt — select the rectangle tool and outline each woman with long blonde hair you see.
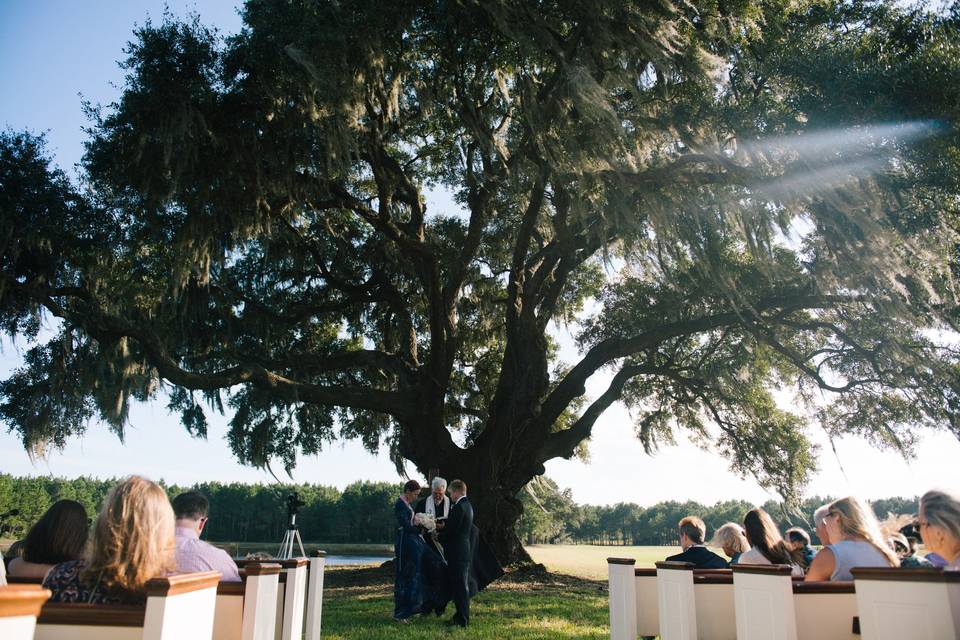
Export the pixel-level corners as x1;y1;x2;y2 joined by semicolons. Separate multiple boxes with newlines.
805;496;898;581
43;476;176;604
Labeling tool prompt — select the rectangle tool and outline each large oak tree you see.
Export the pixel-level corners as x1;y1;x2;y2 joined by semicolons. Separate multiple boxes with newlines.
3;0;960;562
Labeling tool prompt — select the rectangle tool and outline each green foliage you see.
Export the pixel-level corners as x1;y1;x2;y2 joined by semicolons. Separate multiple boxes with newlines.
1;0;960;527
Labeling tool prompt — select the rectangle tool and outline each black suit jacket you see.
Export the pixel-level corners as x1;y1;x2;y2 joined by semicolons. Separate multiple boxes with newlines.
441;496;474;568
665;545;728;569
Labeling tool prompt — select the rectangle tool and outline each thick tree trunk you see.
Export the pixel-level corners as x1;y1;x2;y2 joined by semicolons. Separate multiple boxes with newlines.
472;485;533;566
425;458;538;566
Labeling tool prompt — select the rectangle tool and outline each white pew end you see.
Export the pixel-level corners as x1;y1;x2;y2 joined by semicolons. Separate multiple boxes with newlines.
35;570;221;640
275;558;308;640
303;550;326;640
0;584;52;640
656;561;698;640
733;564;798;640
852;567;960;640
608;557;637;640
213;562;281;640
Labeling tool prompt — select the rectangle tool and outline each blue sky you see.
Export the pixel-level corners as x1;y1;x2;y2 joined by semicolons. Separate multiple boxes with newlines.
1;1;957;508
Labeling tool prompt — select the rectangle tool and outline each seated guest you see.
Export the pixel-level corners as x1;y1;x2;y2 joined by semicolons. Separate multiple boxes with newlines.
785;527;816;569
7;500;88;581
813;503;833;546
665;516;728;568
711;522;750;564
738;509;804;577
171;491;240;581
805;496;898;581
889;532;931;568
924;552;948;567
919;489;960;570
43;476;176;604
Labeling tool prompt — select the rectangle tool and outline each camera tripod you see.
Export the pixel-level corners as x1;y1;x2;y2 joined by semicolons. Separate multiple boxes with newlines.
276;512;306;559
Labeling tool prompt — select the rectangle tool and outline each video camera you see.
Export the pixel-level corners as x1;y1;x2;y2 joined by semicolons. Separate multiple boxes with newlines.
286;492;305;518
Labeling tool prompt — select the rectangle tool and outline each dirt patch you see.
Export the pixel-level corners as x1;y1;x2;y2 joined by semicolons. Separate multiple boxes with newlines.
324;562;605;598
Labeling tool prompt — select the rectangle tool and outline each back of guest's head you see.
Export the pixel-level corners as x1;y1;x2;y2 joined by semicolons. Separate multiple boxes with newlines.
785;527;811;547
919;489;960;546
449;479;467;495
22;500;88;565
678;516;706;544
813;504;832;528
85;476;175;594
744;508;797;565
712;522;749;557
828;496;898;567
172;491;209;521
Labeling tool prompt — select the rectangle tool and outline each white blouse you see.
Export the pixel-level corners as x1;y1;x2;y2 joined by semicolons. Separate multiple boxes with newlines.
738;547;805;577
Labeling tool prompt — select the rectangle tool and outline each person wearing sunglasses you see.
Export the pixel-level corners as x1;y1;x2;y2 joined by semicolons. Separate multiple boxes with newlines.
805;496;898;581
171;490;241;581
918;489;960;571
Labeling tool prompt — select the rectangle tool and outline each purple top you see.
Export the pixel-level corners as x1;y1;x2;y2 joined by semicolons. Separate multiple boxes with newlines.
924;552;948;568
175;527;241;581
43;559;143;605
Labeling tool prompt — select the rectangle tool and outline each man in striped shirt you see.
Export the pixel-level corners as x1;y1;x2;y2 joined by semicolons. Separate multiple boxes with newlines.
172;491;241;582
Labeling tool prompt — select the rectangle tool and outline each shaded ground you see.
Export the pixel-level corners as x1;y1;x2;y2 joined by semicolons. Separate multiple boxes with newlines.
322;563;609;640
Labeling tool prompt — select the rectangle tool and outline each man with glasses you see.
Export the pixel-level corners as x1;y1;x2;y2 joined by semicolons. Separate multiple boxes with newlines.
172;490;241;581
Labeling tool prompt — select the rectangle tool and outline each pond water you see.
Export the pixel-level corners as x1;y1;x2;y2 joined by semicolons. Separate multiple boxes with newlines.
325;554;392;566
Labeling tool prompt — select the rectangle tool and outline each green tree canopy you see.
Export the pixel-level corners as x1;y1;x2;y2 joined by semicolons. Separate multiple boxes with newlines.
2;0;959;562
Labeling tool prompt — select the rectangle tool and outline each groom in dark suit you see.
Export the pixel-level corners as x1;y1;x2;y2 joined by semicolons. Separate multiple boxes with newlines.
440;479;474;628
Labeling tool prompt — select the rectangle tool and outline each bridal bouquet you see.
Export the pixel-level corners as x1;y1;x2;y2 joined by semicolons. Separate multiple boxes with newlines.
414;512;437;532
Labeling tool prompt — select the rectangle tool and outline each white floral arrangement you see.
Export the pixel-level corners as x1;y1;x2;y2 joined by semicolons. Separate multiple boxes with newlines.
414;512;437;532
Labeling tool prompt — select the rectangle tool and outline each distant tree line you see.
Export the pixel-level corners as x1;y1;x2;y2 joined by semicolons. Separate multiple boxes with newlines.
0;474;919;547
0;474;402;544
515;478;919;546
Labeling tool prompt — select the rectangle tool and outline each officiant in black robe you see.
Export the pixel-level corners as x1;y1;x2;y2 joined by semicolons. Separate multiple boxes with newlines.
414;477;450;612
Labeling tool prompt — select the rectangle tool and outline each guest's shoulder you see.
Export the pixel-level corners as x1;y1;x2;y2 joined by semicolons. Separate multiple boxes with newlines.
43;559;86;586
664;551;686;562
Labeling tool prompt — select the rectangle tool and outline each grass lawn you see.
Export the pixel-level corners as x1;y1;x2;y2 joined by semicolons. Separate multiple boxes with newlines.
323;564;609;640
527;544;689;579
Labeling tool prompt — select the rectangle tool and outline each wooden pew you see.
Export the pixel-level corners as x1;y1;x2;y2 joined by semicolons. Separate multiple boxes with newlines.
607;557;637;640
274;558;308;640
655;561;736;640
34;570;221;640
0;584;52;640
732;564;858;640
303;550;326;640
608;557;737;639
852;567;960;639
236;551;327;640
214;562;281;640
792;580;858;640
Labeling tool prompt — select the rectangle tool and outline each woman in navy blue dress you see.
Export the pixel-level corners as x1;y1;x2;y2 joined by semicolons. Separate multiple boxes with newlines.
393;479;426;622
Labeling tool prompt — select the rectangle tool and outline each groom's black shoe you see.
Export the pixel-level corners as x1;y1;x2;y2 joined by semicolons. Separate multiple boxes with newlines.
445;615;467;629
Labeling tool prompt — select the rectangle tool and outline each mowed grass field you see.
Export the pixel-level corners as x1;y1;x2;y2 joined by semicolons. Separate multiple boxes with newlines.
323;564;609;640
527;544;687;579
321;546;683;639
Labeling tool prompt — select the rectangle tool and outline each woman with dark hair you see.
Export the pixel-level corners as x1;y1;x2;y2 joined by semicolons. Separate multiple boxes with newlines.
738;508;805;577
8;500;88;580
393;479;426;623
